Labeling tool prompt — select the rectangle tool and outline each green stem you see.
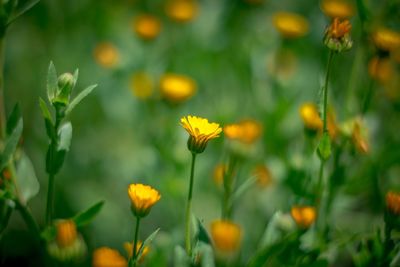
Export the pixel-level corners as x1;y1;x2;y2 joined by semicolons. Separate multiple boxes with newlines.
130;216;141;267
16;201;41;244
45;173;55;225
185;152;197;255
322;50;335;133
361;80;375;115
222;154;237;220
0;38;5;138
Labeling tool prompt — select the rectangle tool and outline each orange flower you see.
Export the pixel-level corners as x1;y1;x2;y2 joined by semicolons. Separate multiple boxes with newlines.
327;17;351;39
321;0;354;19
128;184;161;217
373;28;400;52
368;57;394;84
211;220;242;252
386;191;400;215
299;103;323;131
224;119;262;144
93;42;119;68
160;74;196;103
352;121;369;154
272;12;309;39
133;15;161;40
124;241;150;262
56;220;78;248
291;206;316;228
93;247;128;267
165;0;199;23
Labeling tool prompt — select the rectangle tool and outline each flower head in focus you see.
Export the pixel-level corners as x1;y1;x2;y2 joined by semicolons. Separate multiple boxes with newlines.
133;14;161;40
160;74;196;103
272;12;309;39
324;18;352;52
291;206;316;228
321;0;354;19
180;116;222;154
128;184;161;217
211;220;242;252
93;247;128;267
93;42;120;68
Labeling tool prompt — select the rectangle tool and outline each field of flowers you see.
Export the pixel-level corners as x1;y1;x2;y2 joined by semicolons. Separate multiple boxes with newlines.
0;0;400;266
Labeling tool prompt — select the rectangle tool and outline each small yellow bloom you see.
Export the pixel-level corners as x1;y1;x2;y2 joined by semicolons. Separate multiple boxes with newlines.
300;103;323;131
224;120;262;144
93;247;128;267
123;241;150;262
291;206;316;228
180;115;222;154
133;15;161;40
56;220;78;248
373;28;400;52
272;12;309;39
130;72;154;100
211;220;242;252
93;42;120;68
352;121;369;154
368;56;394;84
321;0;354;19
386;191;400;215
213;164;227;186
160;74;196;103
166;0;199;23
128;184;161;217
253;165;273;188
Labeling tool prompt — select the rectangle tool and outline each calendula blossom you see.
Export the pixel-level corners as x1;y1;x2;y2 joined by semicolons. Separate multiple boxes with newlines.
211;220;242;252
373;28;400;52
56;219;77;248
93;247;128;267
180;115;222;154
386;191;400;215
224;119;262;144
160;74;196;103
272;12;309;39
128;184;161;217
165;0;199;23
93;42;120;68
291;206;316;228
368;57;394;84
133;14;161;40
300;103;323;131
324;17;352;52
321;0;354;19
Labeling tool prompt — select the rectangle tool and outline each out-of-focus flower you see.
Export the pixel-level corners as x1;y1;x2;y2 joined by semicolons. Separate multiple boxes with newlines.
373;28;400;52
130;72;154;100
211;220;242;252
47;220;86;262
93;247;128;267
386;191;400;216
2;169;11;180
213;164;226;186
160;74;196;103
133;14;161;40
128;184;161;217
300;103;323;132
368;56;394;84
272;12;309;39
224;119;262;144
321;0;354;19
327;109;339;140
291;206;316;228
180;116;222;154
253;165;273;187
352;121;369;154
93;42;120;68
165;0;199;23
124;241;149;262
324;18;352;52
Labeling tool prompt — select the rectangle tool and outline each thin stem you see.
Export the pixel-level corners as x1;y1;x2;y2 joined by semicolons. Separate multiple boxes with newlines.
322;50;335;133
185;152;197;255
222;154;237;220
45;173;55;225
361;80;375;115
16;201;41;244
0;38;5;138
130;216;141;267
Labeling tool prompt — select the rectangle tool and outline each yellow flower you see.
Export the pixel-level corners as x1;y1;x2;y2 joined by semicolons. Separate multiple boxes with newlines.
368;56;394;84
180;115;222;154
123;241;149;262
386;191;400;215
321;0;354;19
324;18;352;51
272;12;309;39
130;72;153;100
160;74;196;103
253;165;273;188
224;119;262;144
373;28;400;52
93;247;128;267
128;184;161;217
93;42;120;68
327;17;352;39
291;206;316;228
213;164;226;186
300;103;323;131
352;121;369;154
166;0;199;23
56;219;78;248
133;14;161;40
211;220;242;252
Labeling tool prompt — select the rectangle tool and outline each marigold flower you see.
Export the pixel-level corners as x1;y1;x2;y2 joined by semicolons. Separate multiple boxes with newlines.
56;220;78;248
321;0;354;19
291;206;316;228
123;241;149;261
180;115;222;154
128;184;161;217
253;165;273;187
224;119;262;144
300;103;323;131
166;0;199;23
160;74;196;103
130;72;153;100
213;164;226;186
93;247;128;267
93;42;120;68
373;28;400;52
386;191;400;215
272;12;309;39
133;14;161;40
324;18;352;52
368;57;394;84
352;121;369;154
211;220;242;252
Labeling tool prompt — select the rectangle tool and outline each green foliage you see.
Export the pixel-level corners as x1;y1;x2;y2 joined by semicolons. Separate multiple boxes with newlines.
72;200;104;227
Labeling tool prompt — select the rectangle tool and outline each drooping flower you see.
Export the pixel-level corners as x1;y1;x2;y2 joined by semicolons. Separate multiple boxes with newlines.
93;42;120;68
128;184;161;217
130;72;154;100
224;119;262;144
180;115;222;154
133;14;161;40
124;241;150;262
160;74;196;103
211;220;242;252
291;206;316;228
165;0;199;23
324;18;352;52
272;12;309;39
93;247;128;267
386;191;400;216
373;28;400;52
321;0;354;19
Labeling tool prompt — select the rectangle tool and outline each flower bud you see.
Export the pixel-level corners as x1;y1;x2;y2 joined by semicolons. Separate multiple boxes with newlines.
53;73;75;106
128;184;161;218
323;18;352;52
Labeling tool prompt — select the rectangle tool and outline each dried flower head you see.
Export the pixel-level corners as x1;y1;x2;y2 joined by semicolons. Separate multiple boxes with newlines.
211;220;242;252
130;72;153;100
291;206;316;228
128;184;161;217
386;191;400;215
166;0;199;23
321;0;354;19
93;42;120;68
93;247;128;267
272;12;309;39
133;15;161;40
180;116;222;154
324;18;352;52
160;74;196;103
373;28;400;52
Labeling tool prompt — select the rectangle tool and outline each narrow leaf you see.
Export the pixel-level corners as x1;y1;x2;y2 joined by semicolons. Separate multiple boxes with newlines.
73;200;104;227
15;153;40;204
232;175;257;202
137;228;160;258
196;242;215;267
41;225;56;242
73;68;79;84
6;104;21;136
65;84;97;115
0;118;23;171
174;245;190;267
196;218;211;245
6;0;40;26
39;98;55;139
46;61;58;102
57;122;72;151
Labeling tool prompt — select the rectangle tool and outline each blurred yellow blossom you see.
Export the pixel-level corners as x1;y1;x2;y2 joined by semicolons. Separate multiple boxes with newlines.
211;220;242;252
166;0;199;23
223;119;262;144
133;14;161;40
130;72;153;100
291;206;316;228
368;56;394;84
93;42;119;68
128;184;161;217
93;247;128;267
160;74;196;103
386;191;400;215
124;241;149;262
272;12;309;39
253;165;273;187
373;28;400;52
180;115;222;154
300;103;323;131
321;0;354;19
213;164;226;186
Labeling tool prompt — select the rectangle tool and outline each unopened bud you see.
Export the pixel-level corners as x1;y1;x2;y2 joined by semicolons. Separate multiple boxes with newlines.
53;73;75;106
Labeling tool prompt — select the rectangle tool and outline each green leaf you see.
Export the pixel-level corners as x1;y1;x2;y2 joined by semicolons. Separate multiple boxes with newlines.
72;200;104;227
47;61;58;102
196;218;211;245
65;84;97;115
136;228;160;261
41;225;56;242
0;118;23;171
73;68;79;84
174;245;190;267
39;98;55;139
356;0;370;25
6;0;40;26
193;242;215;267
317;132;331;161
0;199;14;235
232;175;257;202
57;122;72;151
6;104;21;136
15;153;40;204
